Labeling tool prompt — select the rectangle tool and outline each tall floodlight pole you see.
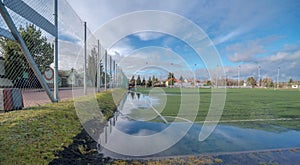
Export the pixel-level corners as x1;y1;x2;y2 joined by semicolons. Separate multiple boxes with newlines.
277;67;280;89
97;40;101;92
258;66;261;88
104;50;107;91
194;64;197;87
216;64;219;88
171;72;173;88
238;65;240;88
83;22;87;95
53;0;59;101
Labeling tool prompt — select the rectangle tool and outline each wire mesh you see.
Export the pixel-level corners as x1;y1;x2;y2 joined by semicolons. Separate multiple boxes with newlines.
0;0;127;110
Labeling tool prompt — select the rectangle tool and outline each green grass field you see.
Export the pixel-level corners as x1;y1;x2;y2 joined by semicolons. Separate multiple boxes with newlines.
0;88;299;164
0;90;124;164
137;88;300;130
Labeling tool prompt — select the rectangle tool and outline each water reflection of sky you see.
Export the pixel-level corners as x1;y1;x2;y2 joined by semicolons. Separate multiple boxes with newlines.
100;120;300;158
99;92;300;158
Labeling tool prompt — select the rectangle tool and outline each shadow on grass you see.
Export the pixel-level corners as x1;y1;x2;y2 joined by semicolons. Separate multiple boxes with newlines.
49;119;111;164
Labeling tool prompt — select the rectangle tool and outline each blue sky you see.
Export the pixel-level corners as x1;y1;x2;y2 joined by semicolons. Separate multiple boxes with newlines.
66;0;300;81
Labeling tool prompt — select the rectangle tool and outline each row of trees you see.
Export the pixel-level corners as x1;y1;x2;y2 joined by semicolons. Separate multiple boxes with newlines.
129;75;159;87
223;76;291;88
129;72;178;87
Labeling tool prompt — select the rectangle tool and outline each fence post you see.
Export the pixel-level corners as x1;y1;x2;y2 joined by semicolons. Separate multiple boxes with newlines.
104;50;107;91
97;40;101;92
110;56;112;89
115;63;118;88
83;22;87;95
113;60;115;88
53;0;59;101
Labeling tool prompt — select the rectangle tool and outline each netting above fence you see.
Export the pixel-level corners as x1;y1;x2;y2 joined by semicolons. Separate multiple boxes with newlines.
0;0;127;109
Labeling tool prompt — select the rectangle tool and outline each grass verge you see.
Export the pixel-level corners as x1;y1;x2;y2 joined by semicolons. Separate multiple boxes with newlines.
0;90;123;164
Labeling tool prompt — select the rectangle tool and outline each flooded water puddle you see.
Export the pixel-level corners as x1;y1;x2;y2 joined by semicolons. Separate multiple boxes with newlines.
97;92;300;160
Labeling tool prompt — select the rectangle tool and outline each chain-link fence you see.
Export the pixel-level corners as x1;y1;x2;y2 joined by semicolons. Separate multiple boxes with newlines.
0;0;127;110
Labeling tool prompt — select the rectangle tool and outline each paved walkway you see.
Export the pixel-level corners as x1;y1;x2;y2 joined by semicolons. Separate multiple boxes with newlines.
22;87;102;108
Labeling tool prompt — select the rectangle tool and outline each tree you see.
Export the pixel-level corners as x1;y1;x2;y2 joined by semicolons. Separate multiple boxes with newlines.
262;77;273;88
168;72;175;79
88;47;97;86
179;75;184;82
239;80;245;86
206;80;212;86
168;72;175;86
142;77;146;86
99;59;110;88
247;77;256;87
136;75;141;86
147;76;152;87
152;75;156;84
288;78;294;87
129;75;135;87
0;24;53;87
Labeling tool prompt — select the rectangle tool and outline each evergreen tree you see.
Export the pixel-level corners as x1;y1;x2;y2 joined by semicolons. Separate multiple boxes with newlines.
152;75;156;84
130;75;135;86
179;75;184;82
142;77;146;86
147;76;152;87
136;75;141;86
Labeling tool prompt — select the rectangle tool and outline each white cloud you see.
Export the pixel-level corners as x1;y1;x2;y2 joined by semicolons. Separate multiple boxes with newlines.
117;46;193;78
222;49;300;81
133;32;164;41
226;41;264;63
212;29;243;45
226;35;284;63
268;52;288;62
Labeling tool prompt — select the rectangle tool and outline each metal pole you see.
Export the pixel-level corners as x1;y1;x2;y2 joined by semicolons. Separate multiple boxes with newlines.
113;60;115;88
104;50;107;91
216;64;219;88
97;40;101;92
277;67;280;89
83;22;87;95
115;64;118;87
110;55;112;89
194;63;197;87
53;0;59;101
258;66;261;88
0;2;57;102
238;65;240;88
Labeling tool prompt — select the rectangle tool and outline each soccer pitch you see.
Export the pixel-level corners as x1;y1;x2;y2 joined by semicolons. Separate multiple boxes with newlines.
136;87;300;130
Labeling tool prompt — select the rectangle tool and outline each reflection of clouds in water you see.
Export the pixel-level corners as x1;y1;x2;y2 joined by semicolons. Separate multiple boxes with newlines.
100;121;300;158
213;127;245;146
